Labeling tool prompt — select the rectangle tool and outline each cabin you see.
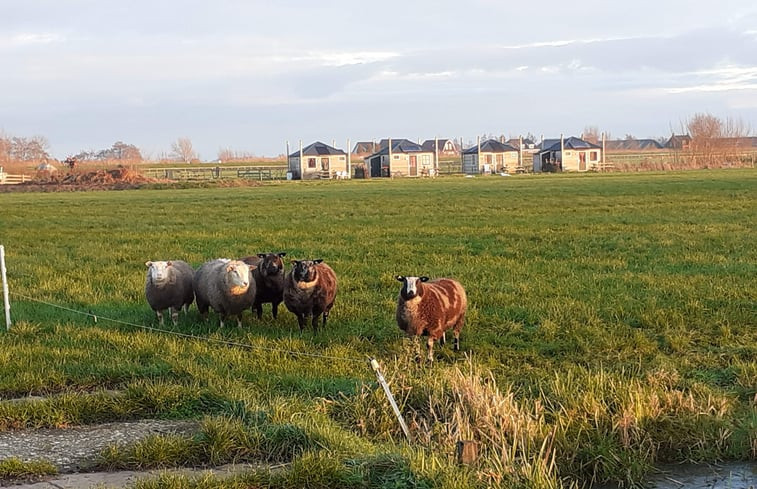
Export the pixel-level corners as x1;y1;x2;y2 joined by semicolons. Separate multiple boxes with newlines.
533;136;602;172
364;139;435;177
352;141;379;157
461;139;520;174
288;141;349;180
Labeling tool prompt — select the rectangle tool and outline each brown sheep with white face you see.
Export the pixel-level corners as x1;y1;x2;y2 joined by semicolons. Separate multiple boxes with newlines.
283;259;337;334
395;275;467;363
241;252;286;320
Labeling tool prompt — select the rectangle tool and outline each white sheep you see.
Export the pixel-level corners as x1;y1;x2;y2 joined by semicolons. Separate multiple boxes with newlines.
193;259;256;328
145;260;195;326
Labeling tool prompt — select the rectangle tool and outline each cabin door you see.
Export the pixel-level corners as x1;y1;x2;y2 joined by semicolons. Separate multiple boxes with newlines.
578;152;587;171
409;155;417;176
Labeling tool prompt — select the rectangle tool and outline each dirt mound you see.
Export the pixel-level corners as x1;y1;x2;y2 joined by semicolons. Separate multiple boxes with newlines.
0;167;161;192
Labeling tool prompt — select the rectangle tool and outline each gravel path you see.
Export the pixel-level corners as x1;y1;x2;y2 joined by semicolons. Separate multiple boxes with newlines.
0;419;200;473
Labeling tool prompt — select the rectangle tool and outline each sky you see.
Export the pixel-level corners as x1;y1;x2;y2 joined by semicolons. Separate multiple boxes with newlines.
2;1;756;160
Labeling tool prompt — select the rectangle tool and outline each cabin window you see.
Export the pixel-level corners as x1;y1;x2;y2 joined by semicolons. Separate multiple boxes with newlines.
308;158;316;168
496;154;503;165
393;155;400;159
485;154;493;164
590;151;598;161
339;156;345;161
421;154;431;166
321;157;330;170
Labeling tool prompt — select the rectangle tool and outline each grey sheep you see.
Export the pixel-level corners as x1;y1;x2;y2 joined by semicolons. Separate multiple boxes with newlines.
145;260;195;326
241;252;286;320
395;275;467;363
283;259;337;333
193;259;256;328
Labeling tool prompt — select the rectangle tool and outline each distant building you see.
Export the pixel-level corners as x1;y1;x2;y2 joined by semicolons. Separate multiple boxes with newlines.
288;141;349;180
365;139;435;177
664;134;692;150
534;136;602;172
352;141;379;156
461;139;519;174
604;139;663;151
420;138;459;156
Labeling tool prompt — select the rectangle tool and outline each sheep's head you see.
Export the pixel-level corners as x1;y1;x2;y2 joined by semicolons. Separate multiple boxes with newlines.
291;259;322;282
225;261;252;289
146;261;172;283
396;275;429;300
256;252;286;277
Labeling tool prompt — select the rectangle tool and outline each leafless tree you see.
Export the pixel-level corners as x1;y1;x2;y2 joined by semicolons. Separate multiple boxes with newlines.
685;113;753;166
582;126;600;144
171;137;198;163
9;136;50;161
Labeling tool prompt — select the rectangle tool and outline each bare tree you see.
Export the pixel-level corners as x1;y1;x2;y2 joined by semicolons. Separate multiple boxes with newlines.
9;136;50;161
171;137;198;163
582;126;600;144
685;113;753;166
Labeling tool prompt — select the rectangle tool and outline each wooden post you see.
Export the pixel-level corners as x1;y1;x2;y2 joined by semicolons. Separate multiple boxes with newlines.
456;440;479;465
299;140;303;179
1;245;10;330
434;136;439;175
369;358;411;441
519;135;523;171
387;138;392;177
347;138;351;178
477;136;481;174
560;133;564;171
602;132;606;169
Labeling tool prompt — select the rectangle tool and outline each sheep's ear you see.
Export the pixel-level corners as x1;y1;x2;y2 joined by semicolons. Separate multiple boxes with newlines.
278;252;287;257
313;259;323;264
395;275;405;282
257;253;266;259
145;261;152;267
226;264;234;272
166;261;172;266
420;276;430;282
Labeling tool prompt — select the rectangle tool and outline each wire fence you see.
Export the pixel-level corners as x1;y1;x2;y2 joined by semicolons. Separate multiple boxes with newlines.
8;291;368;365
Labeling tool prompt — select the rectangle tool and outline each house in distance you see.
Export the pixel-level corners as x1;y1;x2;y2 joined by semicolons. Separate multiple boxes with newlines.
287;141;350;180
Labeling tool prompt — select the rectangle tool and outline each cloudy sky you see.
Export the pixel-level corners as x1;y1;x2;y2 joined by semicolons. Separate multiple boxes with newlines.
2;1;756;160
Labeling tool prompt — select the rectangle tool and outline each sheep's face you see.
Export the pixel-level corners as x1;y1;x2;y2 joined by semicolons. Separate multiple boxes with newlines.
291;259;323;282
396;275;429;300
257;252;286;277
225;261;251;288
146;261;171;283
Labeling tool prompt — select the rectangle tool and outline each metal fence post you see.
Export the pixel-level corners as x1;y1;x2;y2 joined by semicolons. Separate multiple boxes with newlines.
1;245;10;330
369;358;411;441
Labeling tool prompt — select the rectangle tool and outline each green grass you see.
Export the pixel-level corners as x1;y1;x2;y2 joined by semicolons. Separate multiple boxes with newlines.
0;170;755;488
0;457;58;481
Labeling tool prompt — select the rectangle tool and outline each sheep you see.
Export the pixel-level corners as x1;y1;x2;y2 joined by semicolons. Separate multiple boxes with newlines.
395;275;467;363
241;252;286;320
283;259;337;333
193;259;256;328
144;260;195;326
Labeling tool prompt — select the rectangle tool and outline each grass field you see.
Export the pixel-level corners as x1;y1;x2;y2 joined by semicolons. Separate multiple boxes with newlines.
1;170;755;488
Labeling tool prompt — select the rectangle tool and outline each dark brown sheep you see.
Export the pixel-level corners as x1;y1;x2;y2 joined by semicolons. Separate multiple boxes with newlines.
395;275;467;363
283;259;337;333
241;252;286;319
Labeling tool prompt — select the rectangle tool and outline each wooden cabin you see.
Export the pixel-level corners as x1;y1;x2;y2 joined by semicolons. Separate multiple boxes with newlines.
288;141;349;180
461;139;520;174
365;139;435;177
533;136;602;172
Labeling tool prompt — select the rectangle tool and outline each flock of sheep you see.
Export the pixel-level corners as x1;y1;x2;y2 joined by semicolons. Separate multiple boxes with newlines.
144;254;467;362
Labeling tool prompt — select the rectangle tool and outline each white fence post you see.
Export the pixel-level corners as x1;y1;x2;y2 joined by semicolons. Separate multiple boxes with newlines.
369;358;411;441
1;245;10;330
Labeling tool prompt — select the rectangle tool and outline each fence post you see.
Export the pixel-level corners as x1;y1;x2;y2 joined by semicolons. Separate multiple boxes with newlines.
369;358;411;441
1;245;10;330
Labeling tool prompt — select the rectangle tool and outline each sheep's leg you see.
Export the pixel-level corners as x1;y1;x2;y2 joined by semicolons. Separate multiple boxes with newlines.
170;307;179;326
412;336;422;363
296;314;306;334
312;314;319;334
272;302;280;319
254;302;263;320
426;337;435;364
453;318;464;352
156;310;164;326
236;314;243;329
322;310;329;328
440;332;446;346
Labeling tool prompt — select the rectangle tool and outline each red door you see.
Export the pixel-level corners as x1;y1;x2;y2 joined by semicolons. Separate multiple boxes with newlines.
409;155;417;176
